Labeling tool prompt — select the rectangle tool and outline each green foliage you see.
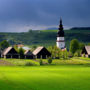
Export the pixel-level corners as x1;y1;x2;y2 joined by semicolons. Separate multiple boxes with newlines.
0;29;90;49
14;45;19;52
70;39;79;54
48;46;69;59
48;57;52;64
19;48;24;59
48;46;61;59
62;50;69;60
39;59;43;65
25;62;34;66
31;45;37;51
68;52;73;58
74;52;78;57
79;43;85;50
74;50;81;57
0;40;9;50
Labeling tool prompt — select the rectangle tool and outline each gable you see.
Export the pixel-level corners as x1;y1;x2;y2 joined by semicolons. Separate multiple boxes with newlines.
7;48;18;55
37;48;51;56
85;46;90;55
82;47;88;54
25;51;33;55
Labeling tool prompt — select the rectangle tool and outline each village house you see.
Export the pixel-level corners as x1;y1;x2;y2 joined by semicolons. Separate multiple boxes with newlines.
33;46;51;59
24;50;34;59
0;49;1;58
2;47;19;59
81;46;90;58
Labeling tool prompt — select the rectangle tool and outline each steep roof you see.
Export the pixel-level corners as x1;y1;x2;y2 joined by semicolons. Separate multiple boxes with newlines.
3;47;12;55
33;47;44;55
24;50;33;55
85;46;90;55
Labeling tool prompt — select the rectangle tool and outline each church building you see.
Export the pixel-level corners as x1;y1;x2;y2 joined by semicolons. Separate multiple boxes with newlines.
56;18;65;49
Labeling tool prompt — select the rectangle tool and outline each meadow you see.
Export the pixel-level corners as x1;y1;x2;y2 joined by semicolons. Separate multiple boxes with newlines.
0;58;90;90
0;65;90;90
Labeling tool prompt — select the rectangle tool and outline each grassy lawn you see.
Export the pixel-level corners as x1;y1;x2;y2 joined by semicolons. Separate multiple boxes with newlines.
0;57;90;66
0;66;90;90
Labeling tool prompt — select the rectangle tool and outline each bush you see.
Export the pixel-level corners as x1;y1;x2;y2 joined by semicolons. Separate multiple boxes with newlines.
25;62;34;66
48;57;52;64
74;52;78;57
74;50;81;57
39;59;43;65
68;52;73;58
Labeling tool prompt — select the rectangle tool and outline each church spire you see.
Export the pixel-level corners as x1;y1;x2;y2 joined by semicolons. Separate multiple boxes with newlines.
56;18;65;49
59;18;63;31
57;18;64;37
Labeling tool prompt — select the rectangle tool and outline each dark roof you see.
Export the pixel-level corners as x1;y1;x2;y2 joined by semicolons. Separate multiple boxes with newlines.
2;47;12;55
33;47;44;55
85;46;90;55
2;47;18;55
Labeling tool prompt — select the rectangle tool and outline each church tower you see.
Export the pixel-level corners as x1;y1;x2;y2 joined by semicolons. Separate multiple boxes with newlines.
56;18;65;49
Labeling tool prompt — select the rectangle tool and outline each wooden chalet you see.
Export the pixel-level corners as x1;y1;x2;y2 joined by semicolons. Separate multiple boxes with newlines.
0;49;1;58
24;50;34;59
33;46;51;59
81;46;90;58
2;47;19;59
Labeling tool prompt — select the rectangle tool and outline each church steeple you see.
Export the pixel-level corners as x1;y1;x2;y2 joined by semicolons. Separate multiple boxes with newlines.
57;18;64;37
59;18;63;30
56;18;65;49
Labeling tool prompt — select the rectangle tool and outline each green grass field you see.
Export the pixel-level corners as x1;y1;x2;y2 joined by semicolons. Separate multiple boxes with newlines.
0;65;90;90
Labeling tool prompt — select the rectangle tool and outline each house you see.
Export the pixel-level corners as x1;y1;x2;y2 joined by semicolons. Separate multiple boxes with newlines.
81;46;90;58
2;47;19;58
33;46;51;59
0;49;1;58
24;50;34;59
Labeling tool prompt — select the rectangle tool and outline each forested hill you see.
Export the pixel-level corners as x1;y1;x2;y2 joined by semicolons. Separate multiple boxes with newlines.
0;29;90;48
70;27;90;30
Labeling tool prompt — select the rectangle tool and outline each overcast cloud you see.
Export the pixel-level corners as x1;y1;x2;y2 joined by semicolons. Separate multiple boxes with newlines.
0;0;90;32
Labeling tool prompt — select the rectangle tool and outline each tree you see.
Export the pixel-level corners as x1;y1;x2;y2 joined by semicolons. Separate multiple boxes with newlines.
0;40;9;50
70;39;79;54
19;48;24;59
79;43;85;50
48;46;61;59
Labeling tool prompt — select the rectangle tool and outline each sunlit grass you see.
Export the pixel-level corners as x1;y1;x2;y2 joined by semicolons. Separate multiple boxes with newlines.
0;66;90;90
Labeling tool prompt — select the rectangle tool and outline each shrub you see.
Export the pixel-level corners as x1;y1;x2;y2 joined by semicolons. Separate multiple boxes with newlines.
68;52;73;58
74;52;78;57
48;57;52;64
39;59;43;65
25;62;34;66
74;50;81;57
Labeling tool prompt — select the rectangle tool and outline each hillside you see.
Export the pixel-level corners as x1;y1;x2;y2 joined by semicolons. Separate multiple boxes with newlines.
0;29;90;48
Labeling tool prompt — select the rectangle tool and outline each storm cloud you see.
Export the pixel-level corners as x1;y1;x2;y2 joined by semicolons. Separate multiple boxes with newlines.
0;0;90;32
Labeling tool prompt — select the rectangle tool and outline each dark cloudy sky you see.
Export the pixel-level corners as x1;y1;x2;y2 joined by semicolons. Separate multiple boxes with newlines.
0;0;90;32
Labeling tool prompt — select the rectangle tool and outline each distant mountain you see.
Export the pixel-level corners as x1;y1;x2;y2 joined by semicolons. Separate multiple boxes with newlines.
70;27;90;30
